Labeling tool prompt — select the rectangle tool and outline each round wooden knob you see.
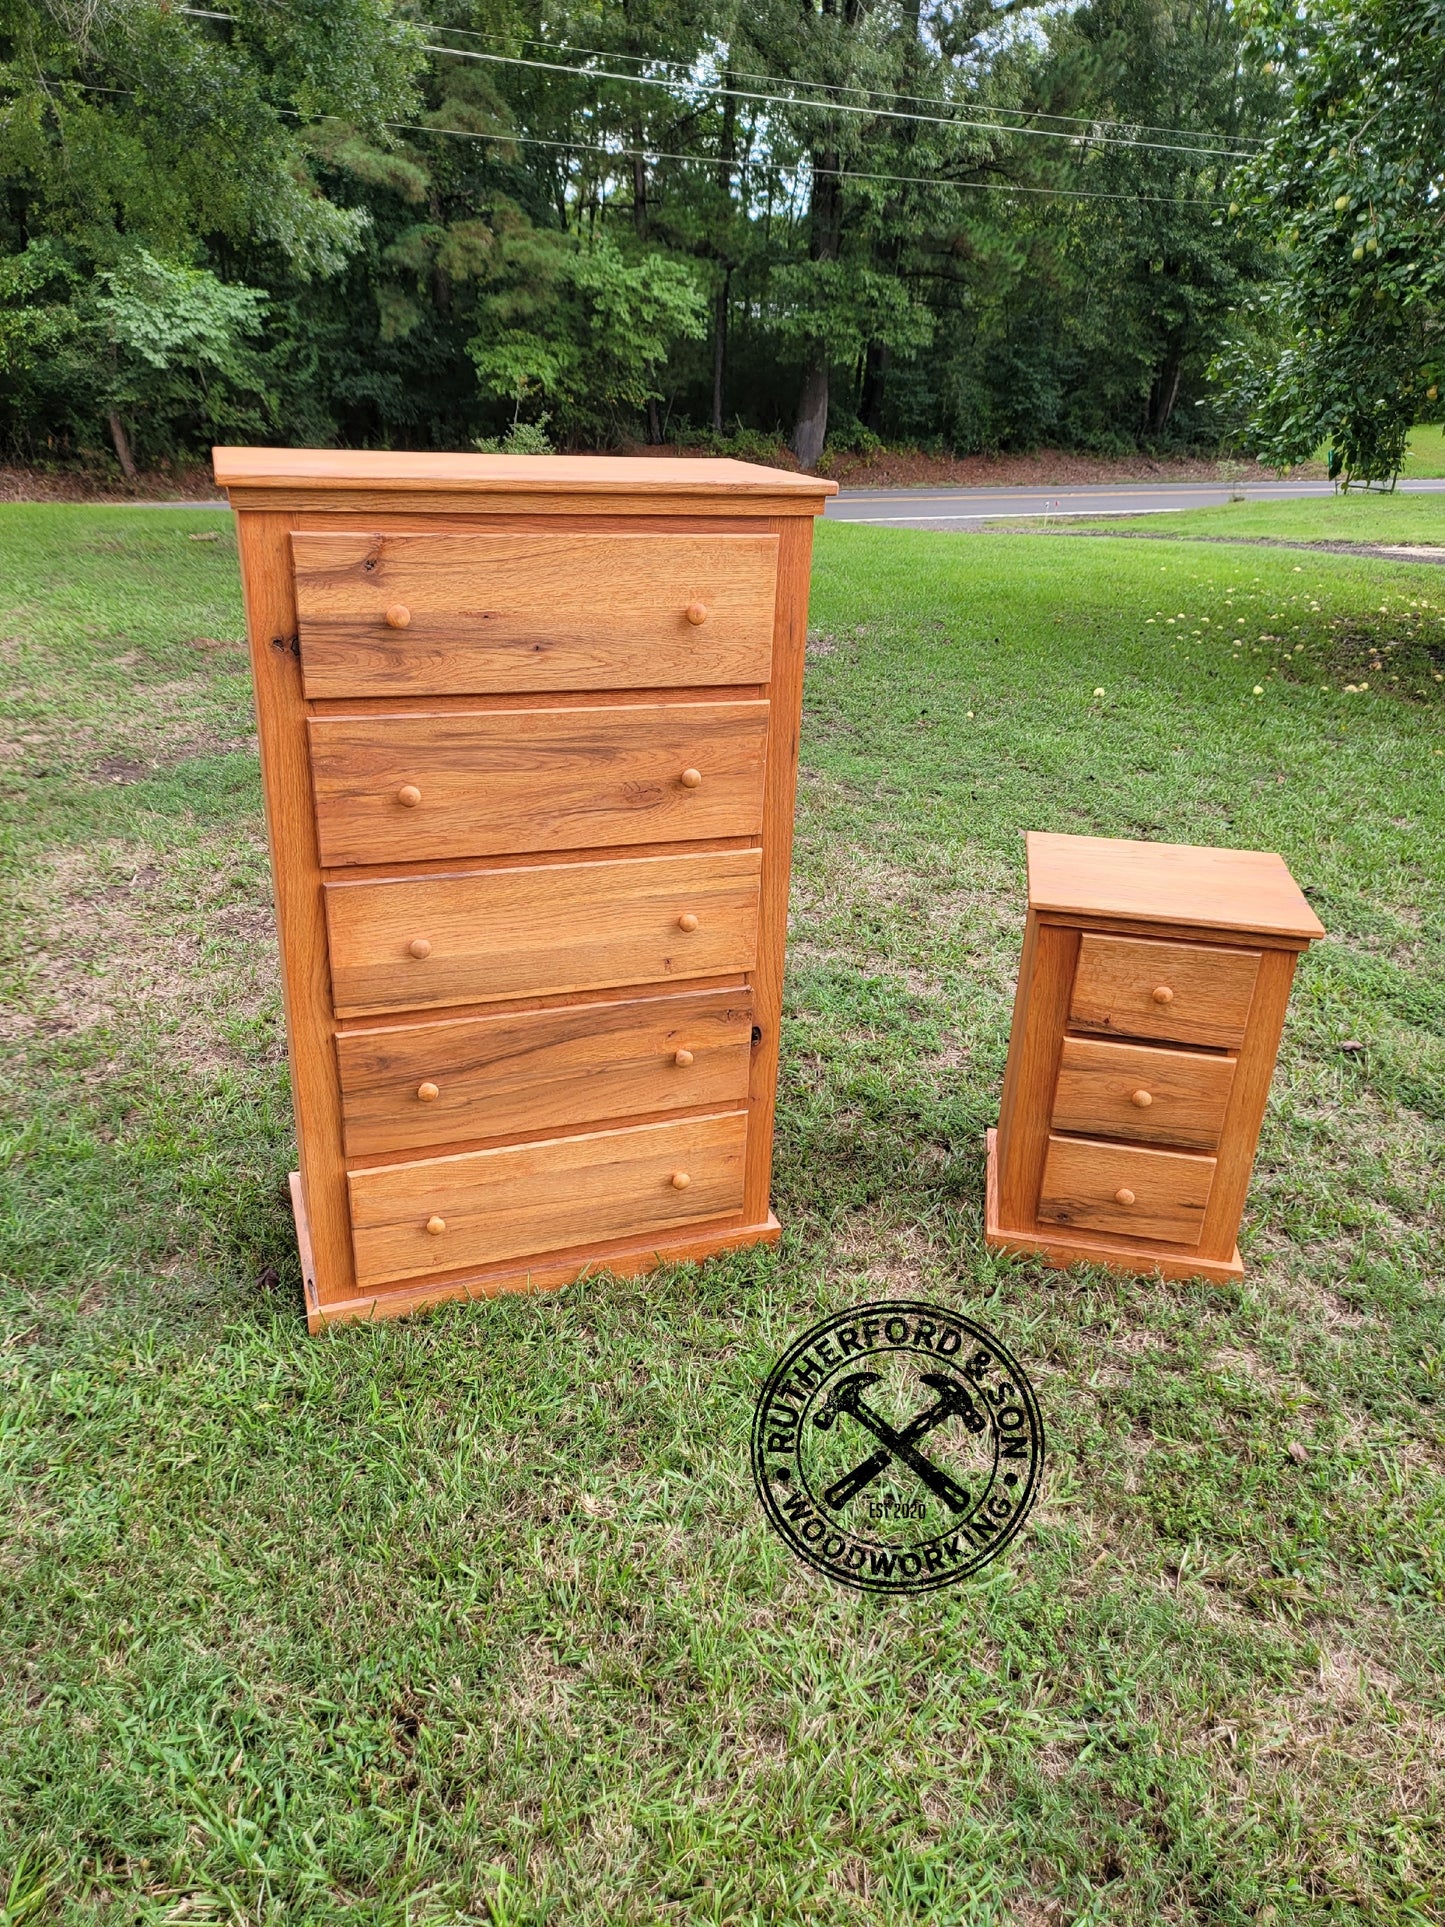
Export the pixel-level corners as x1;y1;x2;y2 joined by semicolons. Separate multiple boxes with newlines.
677;913;699;933
1131;1089;1153;1108
685;602;708;626
1151;984;1174;1005
396;784;422;808
417;1081;440;1102
426;1215;446;1235
671;1171;691;1190
674;1048;694;1067
385;603;411;630
1114;1188;1136;1207
679;768;703;789
408;938;432;960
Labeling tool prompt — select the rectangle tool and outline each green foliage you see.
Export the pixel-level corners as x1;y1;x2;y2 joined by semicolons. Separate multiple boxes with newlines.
1220;0;1445;483
0;0;1296;463
468;233;707;438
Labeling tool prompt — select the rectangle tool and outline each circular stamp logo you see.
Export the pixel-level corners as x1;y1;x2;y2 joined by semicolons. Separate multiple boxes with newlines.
751;1301;1044;1594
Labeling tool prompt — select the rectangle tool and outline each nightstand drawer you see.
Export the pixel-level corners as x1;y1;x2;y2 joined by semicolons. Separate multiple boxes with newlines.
1051;1036;1236;1151
324;848;761;1018
348;1110;748;1287
292;532;778;697
1070;934;1259;1050
309;701;769;866
1038;1133;1215;1247
336;987;754;1156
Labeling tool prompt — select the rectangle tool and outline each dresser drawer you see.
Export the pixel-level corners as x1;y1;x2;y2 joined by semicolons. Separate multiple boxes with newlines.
324;848;761;1018
336;987;754;1156
1070;934;1259;1050
1051;1036;1236;1152
1038;1133;1215;1247
308;701;768;867
348;1110;748;1287
292;532;778;697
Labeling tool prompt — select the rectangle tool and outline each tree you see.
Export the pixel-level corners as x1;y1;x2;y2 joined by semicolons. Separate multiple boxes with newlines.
1220;0;1445;482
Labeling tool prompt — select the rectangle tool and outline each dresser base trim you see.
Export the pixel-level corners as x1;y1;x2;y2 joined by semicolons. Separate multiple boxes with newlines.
983;1132;1243;1285
288;1170;779;1329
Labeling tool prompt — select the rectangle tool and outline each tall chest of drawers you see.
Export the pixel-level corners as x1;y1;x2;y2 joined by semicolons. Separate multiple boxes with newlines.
214;449;835;1328
986;833;1323;1283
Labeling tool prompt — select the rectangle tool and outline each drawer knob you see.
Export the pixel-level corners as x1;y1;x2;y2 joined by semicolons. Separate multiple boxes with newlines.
677;912;699;933
671;1171;692;1190
1114;1187;1136;1207
1151;984;1174;1005
385;603;411;630
408;938;432;960
1131;1088;1153;1109
679;767;703;789
674;1048;694;1067
417;1081;440;1102
396;784;422;808
426;1215;446;1235
685;602;709;626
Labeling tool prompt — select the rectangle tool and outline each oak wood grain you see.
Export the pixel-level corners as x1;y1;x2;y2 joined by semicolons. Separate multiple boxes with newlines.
985;1131;1243;1283
996;914;1080;1233
292;532;779;696
308;700;768;866
1070;933;1260;1051
1028;831;1324;941
1038;1133;1216;1247
1195;944;1300;1260
348;1110;749;1286
216;446;837;502
336;986;753;1155
236;512;356;1305
324;848;762;1017
307;1211;781;1330
1051;1035;1237;1151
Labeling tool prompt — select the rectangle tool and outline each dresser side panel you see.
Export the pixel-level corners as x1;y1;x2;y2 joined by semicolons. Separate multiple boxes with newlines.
1196;942;1300;1260
997;918;1081;1233
233;510;355;1302
744;515;812;1226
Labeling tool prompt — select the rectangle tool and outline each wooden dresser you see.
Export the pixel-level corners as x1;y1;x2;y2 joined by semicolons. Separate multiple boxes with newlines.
214;449;835;1328
986;833;1323;1283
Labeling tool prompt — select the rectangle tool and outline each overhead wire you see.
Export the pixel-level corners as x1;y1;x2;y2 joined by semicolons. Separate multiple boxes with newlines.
415;17;1265;152
172;8;1252;160
415;42;1251;159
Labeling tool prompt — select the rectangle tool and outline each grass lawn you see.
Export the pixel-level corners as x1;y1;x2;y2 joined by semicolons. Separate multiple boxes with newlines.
2;505;1443;1924
1061;491;1445;547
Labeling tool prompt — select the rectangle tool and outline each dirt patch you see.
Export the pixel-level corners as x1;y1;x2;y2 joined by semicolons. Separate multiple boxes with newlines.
4;837;280;1072
0;462;220;504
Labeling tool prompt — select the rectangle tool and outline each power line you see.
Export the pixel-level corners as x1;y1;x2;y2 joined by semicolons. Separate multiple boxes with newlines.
169;10;1251;161
50;80;1221;206
392;118;1220;205
418;41;1250;161
418;19;1264;153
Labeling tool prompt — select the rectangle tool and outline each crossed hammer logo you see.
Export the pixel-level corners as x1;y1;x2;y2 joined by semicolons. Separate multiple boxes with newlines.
813;1370;987;1514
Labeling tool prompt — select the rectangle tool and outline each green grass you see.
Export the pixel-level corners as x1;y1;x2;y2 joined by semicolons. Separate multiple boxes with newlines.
2;505;1444;1924
1396;425;1445;481
1064;490;1445;546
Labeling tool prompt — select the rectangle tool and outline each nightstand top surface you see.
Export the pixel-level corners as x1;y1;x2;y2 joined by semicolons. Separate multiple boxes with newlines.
1026;832;1325;941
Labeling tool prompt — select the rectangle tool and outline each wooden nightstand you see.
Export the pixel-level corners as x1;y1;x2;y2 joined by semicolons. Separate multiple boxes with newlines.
214;448;835;1328
986;833;1324;1282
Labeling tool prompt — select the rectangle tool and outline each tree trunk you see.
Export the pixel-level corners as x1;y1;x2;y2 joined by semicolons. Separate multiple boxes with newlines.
860;340;890;434
646;397;664;445
791;152;843;468
711;269;730;434
1147;355;1184;434
108;410;138;481
793;353;830;470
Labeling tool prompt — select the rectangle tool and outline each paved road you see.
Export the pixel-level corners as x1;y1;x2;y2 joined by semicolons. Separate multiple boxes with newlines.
825;477;1445;529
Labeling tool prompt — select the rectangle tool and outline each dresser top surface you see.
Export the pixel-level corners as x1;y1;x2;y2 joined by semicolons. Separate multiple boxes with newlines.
1027;832;1325;941
213;446;837;506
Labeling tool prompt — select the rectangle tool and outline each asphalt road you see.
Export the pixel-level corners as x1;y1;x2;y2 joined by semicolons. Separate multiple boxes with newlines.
824;477;1445;529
